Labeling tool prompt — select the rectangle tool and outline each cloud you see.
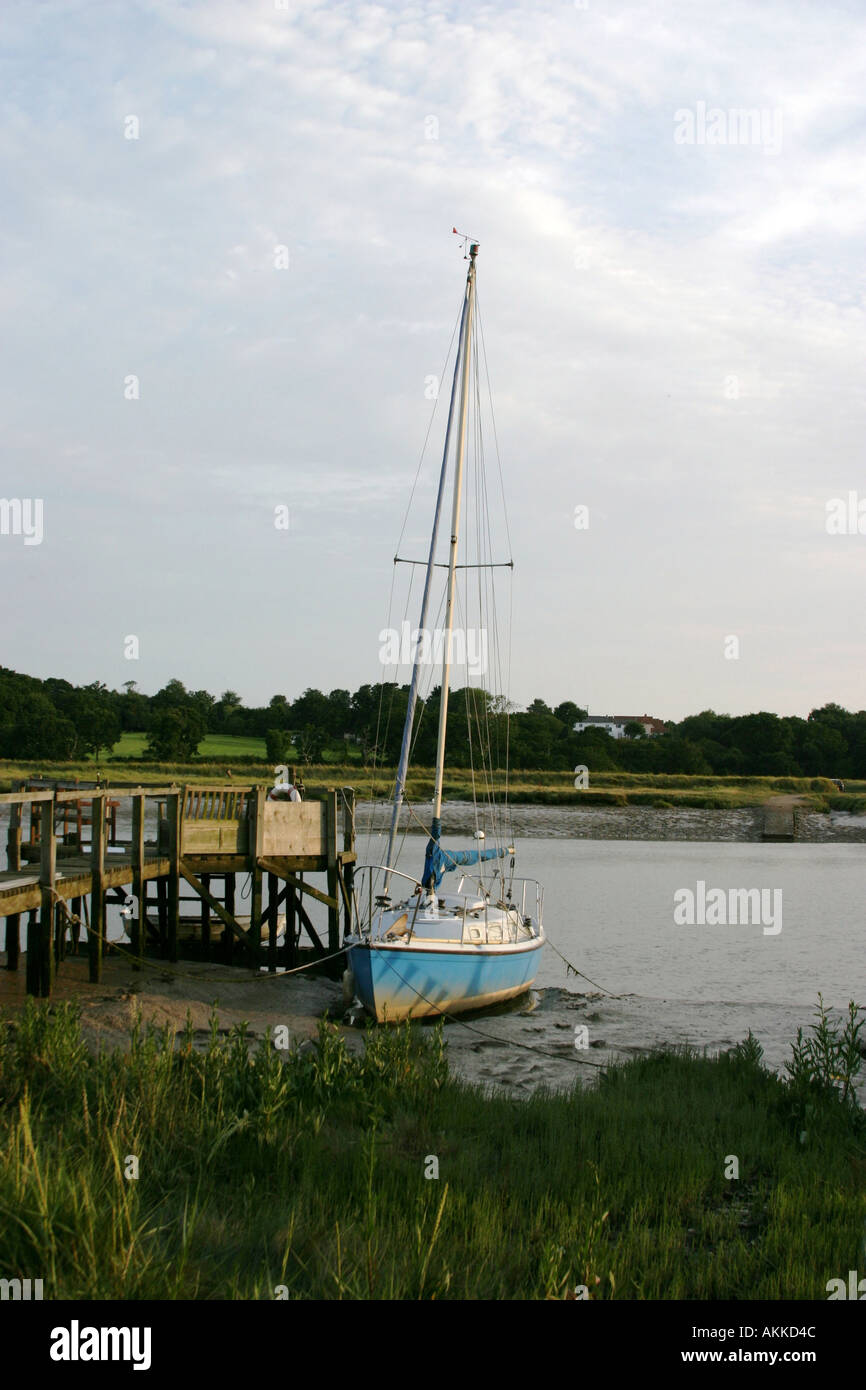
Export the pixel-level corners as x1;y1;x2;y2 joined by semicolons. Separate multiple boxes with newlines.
1;0;865;713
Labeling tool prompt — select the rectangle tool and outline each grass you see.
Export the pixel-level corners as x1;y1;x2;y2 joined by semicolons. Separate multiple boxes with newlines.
1;748;864;811
112;732;365;761
827;794;866;814
0;1001;864;1299
113;731;270;759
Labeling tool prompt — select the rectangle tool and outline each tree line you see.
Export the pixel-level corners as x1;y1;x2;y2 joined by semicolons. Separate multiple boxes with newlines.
0;666;863;776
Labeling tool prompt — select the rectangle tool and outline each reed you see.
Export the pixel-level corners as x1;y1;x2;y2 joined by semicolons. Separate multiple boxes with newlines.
0;1000;863;1300
1;761;861;811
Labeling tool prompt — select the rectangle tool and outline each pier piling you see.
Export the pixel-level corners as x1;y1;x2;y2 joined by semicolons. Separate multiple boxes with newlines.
0;782;357;996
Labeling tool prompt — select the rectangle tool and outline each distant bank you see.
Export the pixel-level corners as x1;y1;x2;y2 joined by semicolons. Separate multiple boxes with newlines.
1;762;864;814
1;761;866;834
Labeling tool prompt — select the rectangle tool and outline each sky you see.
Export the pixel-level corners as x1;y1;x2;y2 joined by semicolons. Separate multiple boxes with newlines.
1;0;865;722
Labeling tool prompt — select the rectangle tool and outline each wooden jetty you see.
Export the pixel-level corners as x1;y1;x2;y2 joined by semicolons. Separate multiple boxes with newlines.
1;782;356;996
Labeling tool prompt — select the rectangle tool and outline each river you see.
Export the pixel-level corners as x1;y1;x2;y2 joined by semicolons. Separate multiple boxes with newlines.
354;807;866;1095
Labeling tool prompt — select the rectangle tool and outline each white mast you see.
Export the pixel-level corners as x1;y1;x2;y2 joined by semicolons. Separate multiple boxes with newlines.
380;269;470;894
431;241;478;824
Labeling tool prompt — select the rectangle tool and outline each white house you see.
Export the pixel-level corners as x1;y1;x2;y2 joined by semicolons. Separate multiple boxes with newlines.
573;714;666;739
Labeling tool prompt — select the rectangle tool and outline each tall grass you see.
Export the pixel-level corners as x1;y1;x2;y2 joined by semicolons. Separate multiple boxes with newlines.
2;756;862;809
0;1001;863;1299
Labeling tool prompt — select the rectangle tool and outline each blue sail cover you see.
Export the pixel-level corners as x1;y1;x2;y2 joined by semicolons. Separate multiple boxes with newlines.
422;817;506;889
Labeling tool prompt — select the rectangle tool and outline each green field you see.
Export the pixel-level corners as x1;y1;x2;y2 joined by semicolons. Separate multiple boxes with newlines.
112;731;362;764
112;731;270;759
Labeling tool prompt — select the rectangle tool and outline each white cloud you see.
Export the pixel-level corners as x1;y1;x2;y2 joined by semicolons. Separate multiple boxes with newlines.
1;0;865;712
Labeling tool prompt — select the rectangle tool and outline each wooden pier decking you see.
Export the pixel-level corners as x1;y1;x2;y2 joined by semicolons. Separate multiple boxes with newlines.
1;783;356;997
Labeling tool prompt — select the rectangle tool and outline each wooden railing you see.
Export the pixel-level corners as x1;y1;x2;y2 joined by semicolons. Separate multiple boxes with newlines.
182;787;252;822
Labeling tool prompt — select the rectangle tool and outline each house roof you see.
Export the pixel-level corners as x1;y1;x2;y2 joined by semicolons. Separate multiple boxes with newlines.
577;714;666;728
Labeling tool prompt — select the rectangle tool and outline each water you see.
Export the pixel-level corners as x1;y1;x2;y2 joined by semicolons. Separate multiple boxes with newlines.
355;812;866;1093
531;838;864;1004
357;810;865;1006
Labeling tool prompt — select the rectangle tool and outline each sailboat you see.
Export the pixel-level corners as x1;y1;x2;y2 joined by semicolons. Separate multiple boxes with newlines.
344;239;545;1021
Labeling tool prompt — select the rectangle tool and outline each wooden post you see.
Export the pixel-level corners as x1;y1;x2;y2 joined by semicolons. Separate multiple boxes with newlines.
89;793;106;983
224;873;235;965
5;794;22;971
37;799;57;996
267;871;279;973
25;909;39;995
131;793;144;970
343;787;355;939
248;788;265;969
251;786;266;859
343;862;355;938
201;872;211;959
54;901;65;964
286;876;297;968
248;867;262;967
250;866;263;968
326;788;339;956
141;881;150;946
343;787;355;854
70;898;82;955
156;876;168;955
167;790;180;963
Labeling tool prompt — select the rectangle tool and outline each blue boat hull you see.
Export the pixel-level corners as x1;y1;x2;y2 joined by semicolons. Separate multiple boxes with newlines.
347;937;544;1021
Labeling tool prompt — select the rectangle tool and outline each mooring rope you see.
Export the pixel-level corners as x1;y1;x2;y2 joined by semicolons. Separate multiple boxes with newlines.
370;947;608;1069
543;936;626;999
